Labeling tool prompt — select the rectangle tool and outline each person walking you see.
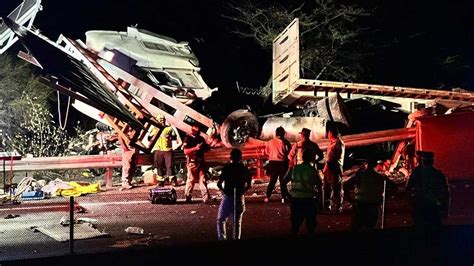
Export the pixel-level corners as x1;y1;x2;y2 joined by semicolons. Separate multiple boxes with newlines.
264;126;291;203
216;149;252;240
323;125;345;212
284;149;322;237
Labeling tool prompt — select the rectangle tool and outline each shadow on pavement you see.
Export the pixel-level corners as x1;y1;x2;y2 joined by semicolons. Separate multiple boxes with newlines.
3;224;473;266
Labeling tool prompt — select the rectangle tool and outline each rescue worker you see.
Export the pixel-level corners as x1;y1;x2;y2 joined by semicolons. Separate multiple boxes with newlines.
288;128;324;167
323;125;345;212
183;124;212;203
149;114;182;186
345;158;391;231
216;148;252;240
406;151;450;239
264;126;291;203
119;137;139;190
283;149;322;236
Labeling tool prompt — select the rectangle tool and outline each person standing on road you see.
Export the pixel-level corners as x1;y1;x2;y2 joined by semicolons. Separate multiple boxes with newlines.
284;149;322;237
216;148;252;240
344;159;391;231
288;128;324;167
183;124;212;203
119;137;139;190
406;151;450;241
323;125;345;212
288;127;324;209
149;114;182;186
264;126;291;203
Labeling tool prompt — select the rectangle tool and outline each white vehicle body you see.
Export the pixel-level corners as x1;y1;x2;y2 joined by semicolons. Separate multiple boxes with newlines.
72;27;216;125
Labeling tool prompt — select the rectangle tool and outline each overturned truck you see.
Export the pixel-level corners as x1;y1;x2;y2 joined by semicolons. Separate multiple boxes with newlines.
1;1;473;176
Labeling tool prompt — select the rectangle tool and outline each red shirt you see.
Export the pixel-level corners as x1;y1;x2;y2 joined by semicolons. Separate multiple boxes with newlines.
265;137;291;161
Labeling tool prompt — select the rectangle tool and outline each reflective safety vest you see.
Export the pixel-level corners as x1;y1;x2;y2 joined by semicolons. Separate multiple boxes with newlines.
152;127;174;152
354;168;385;204
290;163;319;199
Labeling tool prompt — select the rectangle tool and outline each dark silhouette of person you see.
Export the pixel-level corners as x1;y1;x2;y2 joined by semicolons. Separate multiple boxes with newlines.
284;149;322;237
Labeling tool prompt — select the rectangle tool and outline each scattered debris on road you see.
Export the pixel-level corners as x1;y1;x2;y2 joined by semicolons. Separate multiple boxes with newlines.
59;215;99;228
4;214;20;219
36;224;109;241
59;215;77;226
110;234;172;248
125;226;145;234
77;217;99;228
77;206;87;213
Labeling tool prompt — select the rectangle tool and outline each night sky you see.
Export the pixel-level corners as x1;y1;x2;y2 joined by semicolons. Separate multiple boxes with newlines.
1;0;474;122
2;0;473;89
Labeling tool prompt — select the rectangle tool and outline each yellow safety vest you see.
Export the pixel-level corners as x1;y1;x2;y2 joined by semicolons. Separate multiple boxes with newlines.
152;127;174;152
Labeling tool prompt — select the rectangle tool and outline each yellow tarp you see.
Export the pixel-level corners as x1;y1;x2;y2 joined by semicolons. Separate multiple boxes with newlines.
56;182;101;197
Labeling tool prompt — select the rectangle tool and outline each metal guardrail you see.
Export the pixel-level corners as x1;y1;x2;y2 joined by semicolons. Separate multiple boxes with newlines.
3;128;415;172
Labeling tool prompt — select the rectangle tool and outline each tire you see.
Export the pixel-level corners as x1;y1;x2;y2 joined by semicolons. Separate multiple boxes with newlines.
220;109;259;148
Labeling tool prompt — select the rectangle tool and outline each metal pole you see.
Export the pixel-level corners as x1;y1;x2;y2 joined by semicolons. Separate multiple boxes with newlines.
3;160;6;194
9;156;13;199
233;187;237;240
381;180;387;229
321;181;325;212
69;196;74;255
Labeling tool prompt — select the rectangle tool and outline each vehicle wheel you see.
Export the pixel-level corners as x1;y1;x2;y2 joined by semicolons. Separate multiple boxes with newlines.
220;109;259;148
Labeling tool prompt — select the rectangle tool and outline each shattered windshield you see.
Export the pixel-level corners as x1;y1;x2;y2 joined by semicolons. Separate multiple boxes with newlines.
167;70;202;89
148;70;182;87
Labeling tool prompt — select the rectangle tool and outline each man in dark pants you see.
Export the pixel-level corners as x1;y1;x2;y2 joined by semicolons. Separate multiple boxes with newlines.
216;149;252;240
323;125;345;212
406;151;450;265
288;128;324;167
149;114;181;186
264;126;291;203
288;127;324;209
345;159;390;231
406;151;450;239
284;149;322;236
119;137;138;190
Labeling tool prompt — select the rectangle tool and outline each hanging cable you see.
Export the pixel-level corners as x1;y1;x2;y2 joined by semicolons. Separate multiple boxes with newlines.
57;91;71;130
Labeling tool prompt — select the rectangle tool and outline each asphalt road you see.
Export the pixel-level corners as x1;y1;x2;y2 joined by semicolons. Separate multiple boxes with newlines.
0;180;473;262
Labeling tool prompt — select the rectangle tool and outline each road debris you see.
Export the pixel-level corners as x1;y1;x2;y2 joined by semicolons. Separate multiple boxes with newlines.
36;224;108;241
125;226;145;235
77;206;87;213
190;211;197;214
59;215;77;226
4;214;20;219
77;217;99;228
110;234;171;248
